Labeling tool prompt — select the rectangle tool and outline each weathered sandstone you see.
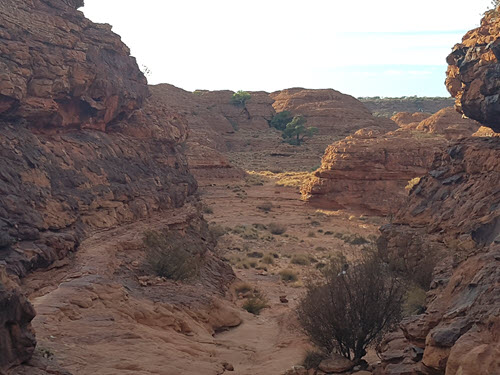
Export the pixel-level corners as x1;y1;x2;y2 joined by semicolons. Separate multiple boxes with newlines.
446;5;500;132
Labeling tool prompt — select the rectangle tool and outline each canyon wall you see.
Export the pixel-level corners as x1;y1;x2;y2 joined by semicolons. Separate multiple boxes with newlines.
377;7;500;374
301;108;481;215
0;0;231;371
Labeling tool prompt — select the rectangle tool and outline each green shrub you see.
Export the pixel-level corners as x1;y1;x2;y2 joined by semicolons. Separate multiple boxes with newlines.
242;292;269;315
291;254;310;266
279;269;298;282
282;116;318;146
270;111;294;131
269;222;287;235
143;230;201;281
231;90;251;106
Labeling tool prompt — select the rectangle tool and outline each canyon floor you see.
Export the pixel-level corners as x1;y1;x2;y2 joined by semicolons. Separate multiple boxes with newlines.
18;163;386;375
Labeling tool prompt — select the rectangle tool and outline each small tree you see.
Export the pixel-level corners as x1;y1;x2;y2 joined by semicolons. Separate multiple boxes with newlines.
231;90;251;106
282;116;318;145
297;253;405;362
270;111;294;130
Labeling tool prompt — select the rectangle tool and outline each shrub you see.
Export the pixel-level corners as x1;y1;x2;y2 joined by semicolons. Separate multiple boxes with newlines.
208;223;226;240
403;285;427;316
279;269;298;282
257;202;273;212
303;350;328;370
291;254;311;266
297;253;405;361
231;90;251;106
270;111;294;131
307;231;316;237
247;251;264;258
269;222;287;235
235;282;254;294
143;230;202;281
242;292;269;315
261;254;275;265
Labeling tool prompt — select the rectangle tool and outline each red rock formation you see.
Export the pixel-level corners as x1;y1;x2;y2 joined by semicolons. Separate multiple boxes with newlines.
413;107;481;139
391;112;432;128
0;0;148;131
301;128;447;215
446;5;500;132
271;88;397;138
362;97;455;118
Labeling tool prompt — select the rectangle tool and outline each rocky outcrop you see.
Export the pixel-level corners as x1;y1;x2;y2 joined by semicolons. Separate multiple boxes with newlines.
271;88;397;138
0;0;148;131
376;136;500;374
390;112;431;128
301;128;447;215
301;106;483;215
445;5;500;132
0;269;36;371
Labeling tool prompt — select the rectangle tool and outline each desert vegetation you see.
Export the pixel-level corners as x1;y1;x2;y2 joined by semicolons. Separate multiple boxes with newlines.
297;253;405;361
231;90;251;106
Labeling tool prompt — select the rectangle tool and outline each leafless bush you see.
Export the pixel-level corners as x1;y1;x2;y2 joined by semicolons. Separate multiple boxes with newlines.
297;254;405;361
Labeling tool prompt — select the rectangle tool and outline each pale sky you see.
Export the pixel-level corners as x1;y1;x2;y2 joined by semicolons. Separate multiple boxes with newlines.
82;0;492;97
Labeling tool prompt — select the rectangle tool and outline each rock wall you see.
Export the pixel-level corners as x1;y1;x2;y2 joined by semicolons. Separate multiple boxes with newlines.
376;139;500;375
0;0;214;371
377;8;500;374
446;5;500;132
301;128;447;215
361;97;455;118
301;108;481;215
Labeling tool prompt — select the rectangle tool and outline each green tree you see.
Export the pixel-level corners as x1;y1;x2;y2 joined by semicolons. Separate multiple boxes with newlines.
270;111;294;130
282;116;318;145
231;90;251;106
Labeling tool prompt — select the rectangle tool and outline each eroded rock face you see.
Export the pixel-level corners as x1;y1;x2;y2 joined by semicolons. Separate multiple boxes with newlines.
377;138;500;375
0;0;148;130
301;128;447;215
445;6;500;132
0;269;36;371
271;88;397;138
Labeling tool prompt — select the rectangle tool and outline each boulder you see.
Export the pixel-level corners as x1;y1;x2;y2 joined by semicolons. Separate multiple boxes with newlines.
318;354;354;373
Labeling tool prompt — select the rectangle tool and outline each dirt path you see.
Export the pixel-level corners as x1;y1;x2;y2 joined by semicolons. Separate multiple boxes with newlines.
21;176;384;375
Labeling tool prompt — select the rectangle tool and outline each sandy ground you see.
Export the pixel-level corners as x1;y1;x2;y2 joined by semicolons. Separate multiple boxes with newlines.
20;173;385;375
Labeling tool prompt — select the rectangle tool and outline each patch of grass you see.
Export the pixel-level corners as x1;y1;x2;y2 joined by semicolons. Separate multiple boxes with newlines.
245;174;266;186
279;269;298;282
403;285;427;316
248;260;258;268
208;223;226;240
291;254;311;266
268;222;287;235
307;231;316;237
242;292;269;315
261;254;275;265
235;282;253;294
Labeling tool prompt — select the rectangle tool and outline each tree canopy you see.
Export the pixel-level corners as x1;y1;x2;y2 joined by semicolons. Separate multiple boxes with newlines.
281;115;318;145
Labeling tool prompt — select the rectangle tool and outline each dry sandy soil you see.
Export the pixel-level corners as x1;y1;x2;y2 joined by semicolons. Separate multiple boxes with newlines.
19;169;385;375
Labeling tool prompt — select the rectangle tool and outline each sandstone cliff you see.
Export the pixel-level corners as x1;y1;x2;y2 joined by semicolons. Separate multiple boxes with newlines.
376;7;500;374
301;108;481;215
0;0;233;372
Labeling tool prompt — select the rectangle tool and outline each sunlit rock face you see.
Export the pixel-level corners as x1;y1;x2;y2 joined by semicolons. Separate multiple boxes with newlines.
446;6;500;132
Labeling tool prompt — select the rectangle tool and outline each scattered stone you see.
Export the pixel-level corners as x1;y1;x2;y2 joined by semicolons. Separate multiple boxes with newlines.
318;353;354;373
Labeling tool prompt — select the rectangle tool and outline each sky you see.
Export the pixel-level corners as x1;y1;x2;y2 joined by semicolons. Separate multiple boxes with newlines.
82;0;493;97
